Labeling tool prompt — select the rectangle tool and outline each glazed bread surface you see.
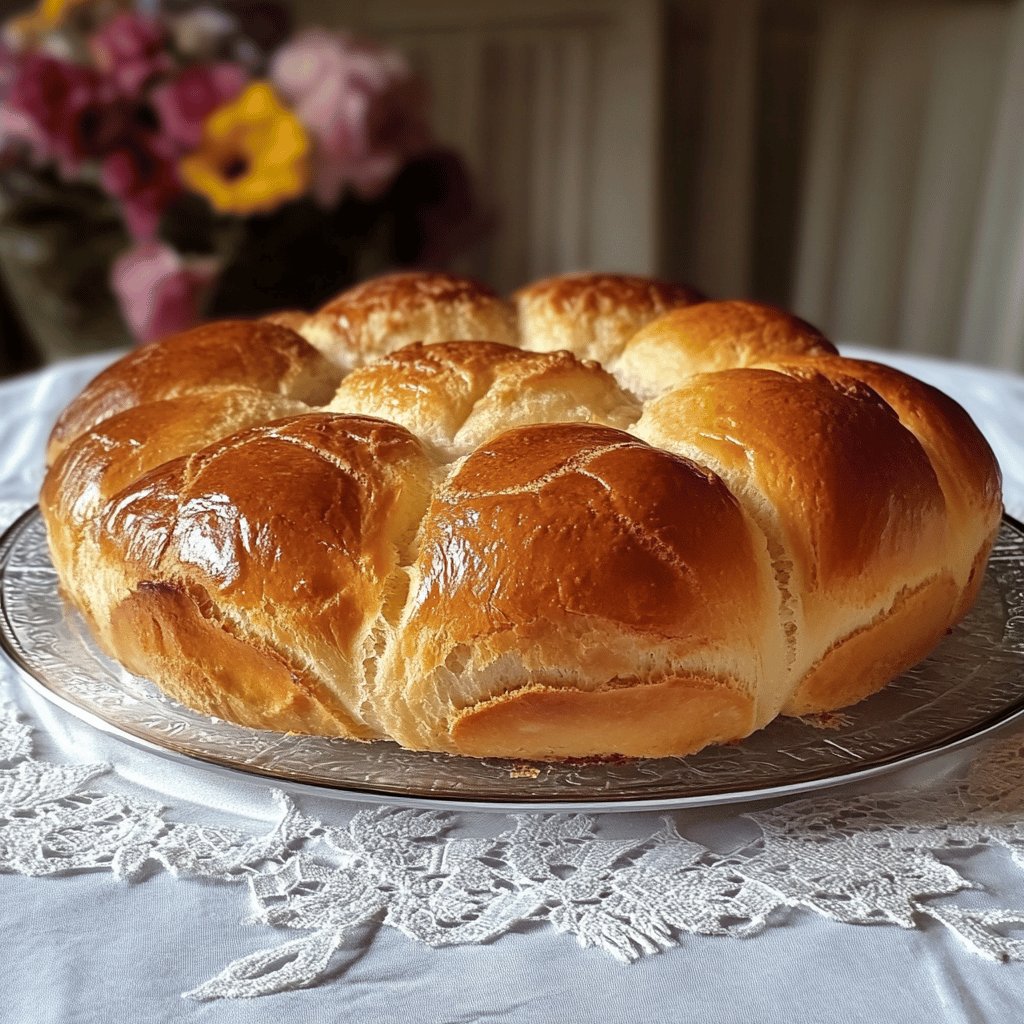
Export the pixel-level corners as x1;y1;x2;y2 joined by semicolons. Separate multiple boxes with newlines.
41;273;1003;760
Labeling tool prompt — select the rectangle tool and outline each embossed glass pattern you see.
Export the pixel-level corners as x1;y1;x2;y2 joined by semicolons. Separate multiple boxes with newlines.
2;507;1024;811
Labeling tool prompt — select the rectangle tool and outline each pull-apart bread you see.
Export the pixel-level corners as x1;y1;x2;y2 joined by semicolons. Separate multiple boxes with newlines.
41;272;1003;760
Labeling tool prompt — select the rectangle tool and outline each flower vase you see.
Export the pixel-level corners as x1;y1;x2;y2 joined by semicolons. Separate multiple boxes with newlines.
0;170;133;363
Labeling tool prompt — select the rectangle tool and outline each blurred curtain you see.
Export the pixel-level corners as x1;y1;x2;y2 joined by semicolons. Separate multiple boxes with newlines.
300;0;1023;367
299;0;664;292
660;0;819;307
792;0;1024;369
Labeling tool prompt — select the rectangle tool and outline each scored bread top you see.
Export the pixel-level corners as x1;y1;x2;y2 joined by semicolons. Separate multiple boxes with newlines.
377;422;786;756
298;271;518;370
97;414;435;736
40;271;1004;760
328;340;640;459
516;272;704;365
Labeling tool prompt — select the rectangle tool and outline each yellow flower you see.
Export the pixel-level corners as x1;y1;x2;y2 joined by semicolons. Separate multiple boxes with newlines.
6;0;92;46
180;82;310;216
39;0;78;22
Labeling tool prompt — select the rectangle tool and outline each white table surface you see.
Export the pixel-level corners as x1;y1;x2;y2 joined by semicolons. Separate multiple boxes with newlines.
1;346;1023;1024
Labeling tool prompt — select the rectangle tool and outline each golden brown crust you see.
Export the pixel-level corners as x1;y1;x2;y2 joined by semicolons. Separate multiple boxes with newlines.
783;572;959;715
450;676;754;760
303;271;518;368
634;366;952;702
765;354;1002;518
329;340;640;457
516;272;702;319
41;389;310;619
615;300;836;398
515;272;704;364
763;354;1004;618
37;271;1003;760
46;321;339;465
376;422;786;755
93;414;436;738
412;424;767;635
328;340;534;451
109;580;358;735
637;367;946;590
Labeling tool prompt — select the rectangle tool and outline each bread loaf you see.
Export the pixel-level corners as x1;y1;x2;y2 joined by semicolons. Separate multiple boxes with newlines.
40;272;1003;760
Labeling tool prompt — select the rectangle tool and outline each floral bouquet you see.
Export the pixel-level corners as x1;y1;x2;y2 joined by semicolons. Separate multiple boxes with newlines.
0;0;485;354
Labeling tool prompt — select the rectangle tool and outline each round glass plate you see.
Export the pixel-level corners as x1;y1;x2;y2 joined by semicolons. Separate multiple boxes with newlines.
2;506;1024;812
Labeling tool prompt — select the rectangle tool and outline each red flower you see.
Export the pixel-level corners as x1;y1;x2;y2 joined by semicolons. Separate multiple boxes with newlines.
100;133;182;239
90;13;171;95
151;63;247;150
3;53;105;173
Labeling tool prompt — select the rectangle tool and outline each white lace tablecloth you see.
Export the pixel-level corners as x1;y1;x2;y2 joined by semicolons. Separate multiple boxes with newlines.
2;347;1024;1024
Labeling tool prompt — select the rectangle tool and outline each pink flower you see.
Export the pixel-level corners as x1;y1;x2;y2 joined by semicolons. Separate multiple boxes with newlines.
151;63;247;150
100;133;182;239
270;29;430;207
90;13;171;96
111;241;220;343
2;53;104;172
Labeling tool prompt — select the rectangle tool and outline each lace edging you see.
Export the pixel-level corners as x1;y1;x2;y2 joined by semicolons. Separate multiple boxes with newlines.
3;703;1024;1001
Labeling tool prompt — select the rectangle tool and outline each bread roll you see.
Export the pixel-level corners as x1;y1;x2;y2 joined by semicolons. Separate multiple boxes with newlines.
516;272;704;364
614;300;836;398
298;272;518;370
93;414;435;737
634;366;954;715
763;355;1003;619
41;388;310;625
328;340;639;459
375;423;786;758
47;320;339;465
38;275;1003;760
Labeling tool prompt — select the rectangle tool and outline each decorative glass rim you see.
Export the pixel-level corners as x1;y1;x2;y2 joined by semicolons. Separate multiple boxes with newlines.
2;505;1024;813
